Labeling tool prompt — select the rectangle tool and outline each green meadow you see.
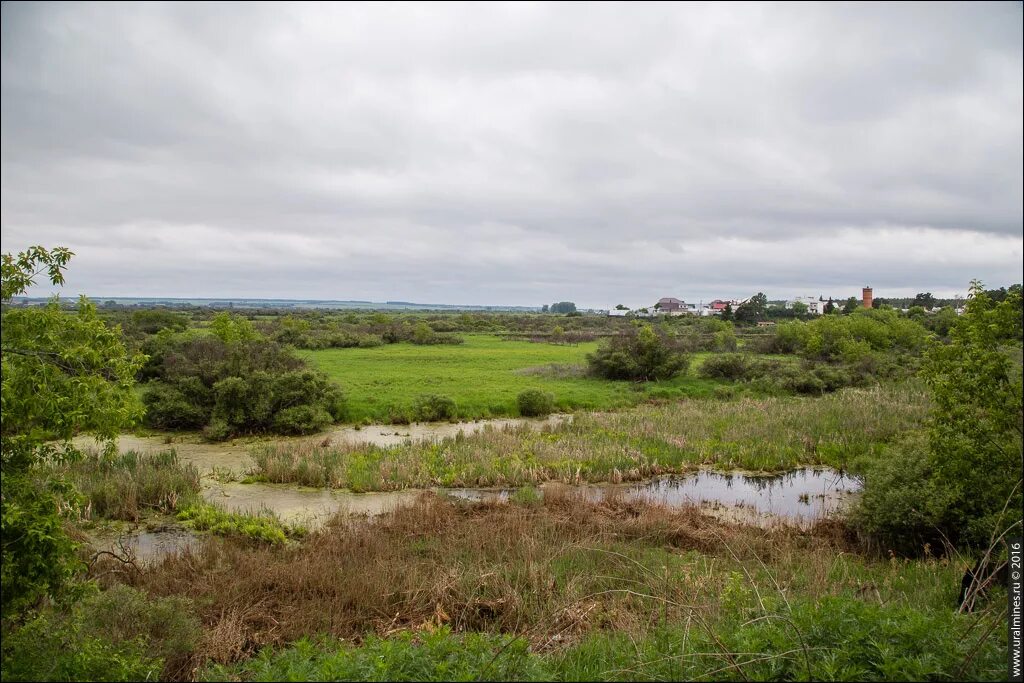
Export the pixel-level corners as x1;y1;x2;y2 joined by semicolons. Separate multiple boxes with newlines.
298;334;727;423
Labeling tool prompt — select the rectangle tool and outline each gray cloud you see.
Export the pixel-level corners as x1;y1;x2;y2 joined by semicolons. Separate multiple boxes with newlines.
2;1;1021;308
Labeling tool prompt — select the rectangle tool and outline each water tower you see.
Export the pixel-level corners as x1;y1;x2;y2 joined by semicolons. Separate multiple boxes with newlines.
862;286;873;309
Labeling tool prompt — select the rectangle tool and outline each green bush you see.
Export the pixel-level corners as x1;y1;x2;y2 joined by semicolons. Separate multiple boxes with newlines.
0;585;200;682
517;389;555;417
1;474;82;617
555;595;1003;681
272;405;334;435
850;437;958;554
698;353;751;380
141;336;345;439
587;324;690;381
142;384;208;429
412;394;458;422
771;308;930;361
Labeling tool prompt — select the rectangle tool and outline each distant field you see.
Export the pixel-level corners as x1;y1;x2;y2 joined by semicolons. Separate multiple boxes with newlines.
298;334;728;423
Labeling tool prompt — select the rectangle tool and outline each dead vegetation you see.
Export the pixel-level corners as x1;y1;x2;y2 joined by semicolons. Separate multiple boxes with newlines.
100;491;863;670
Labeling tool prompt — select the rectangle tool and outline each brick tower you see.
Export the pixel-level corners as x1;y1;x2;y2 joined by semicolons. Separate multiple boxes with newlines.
862;286;873;309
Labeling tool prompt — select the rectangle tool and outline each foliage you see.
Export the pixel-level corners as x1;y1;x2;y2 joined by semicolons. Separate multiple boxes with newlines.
517;389;555;417
587;324;690;381
209;311;260;344
0;585;200;682
554;595;1002;681
206;594;1001;682
1;246;143;616
409;322;463;346
177;503;303;544
734;292;768;323
141;335;345;439
128;309;187;335
850;436;957;554
207;627;546;682
0;474;83;617
771;307;929;363
412;394;458;422
918;281;1022;547
549;301;577;314
853;282;1023;552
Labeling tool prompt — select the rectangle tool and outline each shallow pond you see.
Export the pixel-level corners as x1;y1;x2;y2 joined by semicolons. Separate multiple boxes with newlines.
448;468;859;526
91;527;202;565
92;468;860;564
204;467;859;530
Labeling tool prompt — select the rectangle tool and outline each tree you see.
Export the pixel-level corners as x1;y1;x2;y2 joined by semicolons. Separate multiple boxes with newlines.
550;301;576;314
210;311;259;344
721;303;733;322
920;281;1022;547
734;293;768;323
541;304;549;313
2;246;144;615
842;297;859;315
912;292;937;310
614;304;628;310
791;301;809;317
587;323;690;381
823;300;836;315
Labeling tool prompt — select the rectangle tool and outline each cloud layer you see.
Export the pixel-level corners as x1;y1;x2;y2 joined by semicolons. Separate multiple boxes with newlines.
2;2;1021;307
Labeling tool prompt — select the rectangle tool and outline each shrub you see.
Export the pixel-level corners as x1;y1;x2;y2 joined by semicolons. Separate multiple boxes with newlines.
1;474;82;617
412;394;458;422
0;586;200;682
850;437;957;554
698;353;750;380
517;389;555;417
141;335;345;439
587;324;690;381
272;405;334;435
142;384;208;430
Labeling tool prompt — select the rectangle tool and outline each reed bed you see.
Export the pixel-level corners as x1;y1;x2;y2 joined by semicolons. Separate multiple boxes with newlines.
250;383;930;491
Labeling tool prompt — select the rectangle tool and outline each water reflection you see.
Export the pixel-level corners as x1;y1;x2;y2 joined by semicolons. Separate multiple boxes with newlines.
446;467;860;524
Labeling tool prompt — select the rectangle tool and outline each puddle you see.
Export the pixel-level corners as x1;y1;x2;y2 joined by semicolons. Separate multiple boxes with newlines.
447;468;860;526
73;414;570;476
202;481;424;528
89;468;859;564
91;527;202;564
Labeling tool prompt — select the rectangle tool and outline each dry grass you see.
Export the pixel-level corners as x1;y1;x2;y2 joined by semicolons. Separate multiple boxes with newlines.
106;491;939;672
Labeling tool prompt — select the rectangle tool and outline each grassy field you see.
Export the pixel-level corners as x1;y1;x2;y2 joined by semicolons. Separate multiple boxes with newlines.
298;334;733;423
250;383;930;490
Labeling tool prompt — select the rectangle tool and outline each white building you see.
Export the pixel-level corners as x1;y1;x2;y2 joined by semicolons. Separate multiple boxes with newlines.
787;296;830;315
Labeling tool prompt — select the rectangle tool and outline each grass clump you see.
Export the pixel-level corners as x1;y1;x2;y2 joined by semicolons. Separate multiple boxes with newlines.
517;389;555;417
177;503;303;544
68;449;201;522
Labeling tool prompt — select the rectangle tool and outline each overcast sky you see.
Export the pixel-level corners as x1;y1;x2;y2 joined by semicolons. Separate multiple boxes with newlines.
2;2;1021;308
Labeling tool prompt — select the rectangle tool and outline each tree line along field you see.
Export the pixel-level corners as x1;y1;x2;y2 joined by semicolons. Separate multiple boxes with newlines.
296;334;742;424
